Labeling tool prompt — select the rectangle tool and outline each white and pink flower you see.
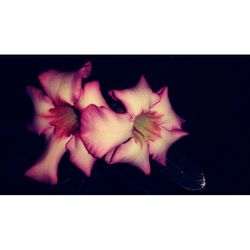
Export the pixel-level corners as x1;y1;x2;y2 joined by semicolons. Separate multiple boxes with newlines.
25;62;109;184
81;75;188;175
26;60;189;185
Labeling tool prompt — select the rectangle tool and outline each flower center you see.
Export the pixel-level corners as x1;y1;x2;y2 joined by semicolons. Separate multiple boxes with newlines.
48;104;81;137
132;111;162;145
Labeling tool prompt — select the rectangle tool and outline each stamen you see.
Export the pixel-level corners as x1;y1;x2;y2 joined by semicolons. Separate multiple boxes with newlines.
47;104;81;137
132;111;162;145
133;127;145;138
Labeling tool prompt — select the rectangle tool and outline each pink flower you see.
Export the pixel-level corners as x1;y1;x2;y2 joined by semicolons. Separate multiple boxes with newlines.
81;75;188;175
25;62;108;184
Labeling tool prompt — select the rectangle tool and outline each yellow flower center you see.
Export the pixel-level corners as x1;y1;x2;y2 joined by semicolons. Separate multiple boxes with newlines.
48;104;81;137
132;111;162;145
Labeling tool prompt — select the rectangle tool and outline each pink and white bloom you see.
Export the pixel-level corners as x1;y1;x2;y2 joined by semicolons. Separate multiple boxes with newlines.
81;75;188;175
25;62;108;184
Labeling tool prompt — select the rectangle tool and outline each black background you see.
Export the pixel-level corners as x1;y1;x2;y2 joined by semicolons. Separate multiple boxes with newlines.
0;55;249;195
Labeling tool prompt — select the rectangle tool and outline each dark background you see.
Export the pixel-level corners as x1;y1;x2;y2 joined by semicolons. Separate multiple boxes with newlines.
0;55;249;195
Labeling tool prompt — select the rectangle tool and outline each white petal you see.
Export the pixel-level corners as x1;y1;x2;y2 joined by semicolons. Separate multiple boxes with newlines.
25;134;71;185
66;135;96;176
105;138;151;175
151;86;185;130
38;62;91;105
109;75;159;117
149;127;188;166
81;104;133;158
76;81;108;110
26;86;54;134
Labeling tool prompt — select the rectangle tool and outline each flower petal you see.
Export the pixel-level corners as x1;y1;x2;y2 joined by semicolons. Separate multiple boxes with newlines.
26;86;54;134
109;75;159;117
151;87;185;130
76;81;108;110
25;134;71;185
66;135;96;177
81;104;133;158
105;138;151;175
78;61;92;78
38;62;92;105
149;127;188;166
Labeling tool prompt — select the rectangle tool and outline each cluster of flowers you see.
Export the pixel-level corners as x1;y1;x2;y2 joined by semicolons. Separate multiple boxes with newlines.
25;61;188;185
